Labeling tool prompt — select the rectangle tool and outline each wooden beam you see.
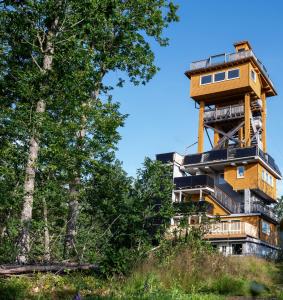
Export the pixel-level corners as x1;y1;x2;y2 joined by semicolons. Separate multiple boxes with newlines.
261;92;267;152
198;101;205;153
245;93;251;147
214;125;220;146
205;124;240;144
239;126;244;147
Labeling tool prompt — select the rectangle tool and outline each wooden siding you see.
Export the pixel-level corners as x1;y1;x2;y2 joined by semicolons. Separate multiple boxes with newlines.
224;163;277;200
190;62;263;102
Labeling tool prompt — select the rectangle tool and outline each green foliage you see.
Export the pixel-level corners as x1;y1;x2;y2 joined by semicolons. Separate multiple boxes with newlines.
208;275;246;296
0;278;29;300
0;0;179;264
85;158;174;275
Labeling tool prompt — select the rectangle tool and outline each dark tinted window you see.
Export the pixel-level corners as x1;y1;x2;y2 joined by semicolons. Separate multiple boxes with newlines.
214;72;225;82
201;75;212;84
228;69;239;79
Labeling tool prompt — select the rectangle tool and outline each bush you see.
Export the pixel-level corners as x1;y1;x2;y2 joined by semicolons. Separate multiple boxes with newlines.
209;275;246;295
0;278;29;300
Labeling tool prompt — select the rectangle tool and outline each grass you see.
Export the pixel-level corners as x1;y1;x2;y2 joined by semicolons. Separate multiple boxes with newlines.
0;250;283;299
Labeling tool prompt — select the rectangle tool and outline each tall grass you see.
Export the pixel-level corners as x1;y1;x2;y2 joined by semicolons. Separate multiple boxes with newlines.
0;246;282;299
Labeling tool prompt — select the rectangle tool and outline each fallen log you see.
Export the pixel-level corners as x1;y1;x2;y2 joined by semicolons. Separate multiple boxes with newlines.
0;263;98;276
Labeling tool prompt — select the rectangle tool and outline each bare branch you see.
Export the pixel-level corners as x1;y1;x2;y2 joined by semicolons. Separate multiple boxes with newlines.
31;55;44;73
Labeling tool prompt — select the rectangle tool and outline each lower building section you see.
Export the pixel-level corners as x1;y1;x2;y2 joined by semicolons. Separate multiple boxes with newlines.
210;237;279;258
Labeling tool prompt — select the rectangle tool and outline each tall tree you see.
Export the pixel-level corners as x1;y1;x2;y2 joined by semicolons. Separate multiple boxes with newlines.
63;0;179;257
0;0;178;263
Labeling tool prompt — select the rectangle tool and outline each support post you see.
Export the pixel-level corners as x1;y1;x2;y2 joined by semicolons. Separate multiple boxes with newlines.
244;93;251;147
239;127;244;147
244;189;251;213
198;101;205;153
261;92;267;152
214;125;220;146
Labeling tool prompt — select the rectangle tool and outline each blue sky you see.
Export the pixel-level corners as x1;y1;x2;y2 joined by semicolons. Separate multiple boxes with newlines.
110;0;283;195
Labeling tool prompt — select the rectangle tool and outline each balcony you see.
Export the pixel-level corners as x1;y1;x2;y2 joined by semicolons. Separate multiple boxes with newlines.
251;203;278;221
205;221;258;239
204;104;244;124
174;175;214;190
169;221;258;239
189;50;274;89
184;146;281;177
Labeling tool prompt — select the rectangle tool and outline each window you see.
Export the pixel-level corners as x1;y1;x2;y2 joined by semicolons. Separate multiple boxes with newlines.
232;243;243;255
251;69;256;82
268;174;272;185
237;166;245;178
221;245;227;255
261;169;274;186
262;221;270;235
214;72;225;82
238;48;245;52
200;74;212;85
228;69;240;79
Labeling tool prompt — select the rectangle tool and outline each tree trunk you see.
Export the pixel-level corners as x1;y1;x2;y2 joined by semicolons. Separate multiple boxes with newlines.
17;18;59;264
64;177;80;259
63;86;102;260
0;263;98;276
42;198;50;262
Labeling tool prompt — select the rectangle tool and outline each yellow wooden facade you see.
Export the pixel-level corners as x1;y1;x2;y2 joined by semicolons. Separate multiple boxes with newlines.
224;163;277;200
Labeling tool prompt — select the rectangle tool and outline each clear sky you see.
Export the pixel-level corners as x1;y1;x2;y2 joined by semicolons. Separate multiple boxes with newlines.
110;0;283;195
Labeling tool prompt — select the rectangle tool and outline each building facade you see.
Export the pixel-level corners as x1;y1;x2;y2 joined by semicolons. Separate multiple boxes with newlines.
157;41;281;257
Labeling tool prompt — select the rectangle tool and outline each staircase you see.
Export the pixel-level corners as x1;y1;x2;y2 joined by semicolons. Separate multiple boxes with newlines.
212;181;242;214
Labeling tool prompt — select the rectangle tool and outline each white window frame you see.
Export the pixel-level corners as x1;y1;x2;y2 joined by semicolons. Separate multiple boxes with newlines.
227;68;240;80
251;69;257;82
237;166;245;179
214;71;226;83
200;74;213;85
262;221;270;236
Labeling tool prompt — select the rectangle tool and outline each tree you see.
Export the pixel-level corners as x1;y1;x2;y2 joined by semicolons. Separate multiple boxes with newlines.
0;0;179;264
85;158;174;274
62;0;179;257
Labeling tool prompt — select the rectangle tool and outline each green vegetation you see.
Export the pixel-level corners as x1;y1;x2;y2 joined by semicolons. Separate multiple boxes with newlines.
1;244;283;299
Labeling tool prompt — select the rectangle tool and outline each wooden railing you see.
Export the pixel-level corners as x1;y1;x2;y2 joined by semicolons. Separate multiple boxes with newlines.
169;220;258;239
204;104;244;123
206;221;258;238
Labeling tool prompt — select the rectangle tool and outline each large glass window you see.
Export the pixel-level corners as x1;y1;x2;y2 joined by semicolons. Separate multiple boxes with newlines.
200;74;212;85
228;69;240;79
214;72;225;82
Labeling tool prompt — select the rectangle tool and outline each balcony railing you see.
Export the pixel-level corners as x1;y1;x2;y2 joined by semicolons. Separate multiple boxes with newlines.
207;221;258;238
169;221;258;239
251;203;278;221
190;50;274;89
214;185;242;213
174;175;214;190
184;146;281;176
204;104;244;123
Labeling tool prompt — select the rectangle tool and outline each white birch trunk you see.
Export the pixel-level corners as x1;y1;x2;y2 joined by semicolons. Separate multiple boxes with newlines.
17;18;59;264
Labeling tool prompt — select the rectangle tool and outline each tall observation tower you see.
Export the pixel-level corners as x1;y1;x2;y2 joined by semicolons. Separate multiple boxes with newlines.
157;41;281;257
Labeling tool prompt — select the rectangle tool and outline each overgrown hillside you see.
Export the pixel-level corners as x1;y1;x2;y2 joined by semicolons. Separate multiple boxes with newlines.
1;241;283;299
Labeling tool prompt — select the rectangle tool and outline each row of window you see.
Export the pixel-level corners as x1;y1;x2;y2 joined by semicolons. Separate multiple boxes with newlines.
200;69;240;85
200;68;257;85
237;166;274;188
261;170;274;187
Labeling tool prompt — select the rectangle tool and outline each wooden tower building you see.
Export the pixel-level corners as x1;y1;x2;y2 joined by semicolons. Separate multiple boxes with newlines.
157;41;281;256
